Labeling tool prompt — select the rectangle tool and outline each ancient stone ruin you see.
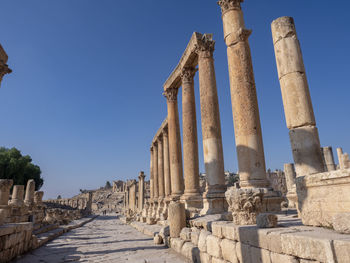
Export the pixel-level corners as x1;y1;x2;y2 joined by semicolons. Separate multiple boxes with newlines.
121;1;350;262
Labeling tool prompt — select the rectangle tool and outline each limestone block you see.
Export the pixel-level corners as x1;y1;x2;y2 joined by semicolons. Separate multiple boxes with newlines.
200;252;212;263
220;238;238;263
181;241;196;260
250;246;271;263
180;227;191;241
170;237;184;253
236;242;252;263
198;230;211;252
153;234;163;244
289;126;324;177
211;257;227;263
332;213;350;234
206;235;222;259
168;202;186;238
256;213;278;228
270;252;298;263
191;228;200;246
296;169;350;227
212;221;228;238
333;239;350;263
299;260;320;263
221;222;238;241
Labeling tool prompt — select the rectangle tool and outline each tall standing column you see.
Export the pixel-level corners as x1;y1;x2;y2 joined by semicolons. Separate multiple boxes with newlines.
271;17;325;176
163;88;184;199
196;34;226;214
150;147;154;200
157;136;165;199
218;0;269;188
163;128;171;198
153;142;159;199
138;171;145;211
181;67;202;209
321;146;336;171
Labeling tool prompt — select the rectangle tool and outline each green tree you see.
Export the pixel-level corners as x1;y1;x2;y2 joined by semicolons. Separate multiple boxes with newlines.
105;181;112;189
0;147;44;190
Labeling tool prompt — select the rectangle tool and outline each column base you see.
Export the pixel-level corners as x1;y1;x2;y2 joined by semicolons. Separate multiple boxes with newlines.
181;193;203;210
200;192;227;215
160;198;170;221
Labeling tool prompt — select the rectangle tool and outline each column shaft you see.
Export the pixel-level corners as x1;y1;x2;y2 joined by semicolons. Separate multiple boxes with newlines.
157;137;165;198
150;148;154;200
163;128;171;197
181;67;200;196
163;88;184;199
153;143;159;199
271;16;325;176
218;0;268;188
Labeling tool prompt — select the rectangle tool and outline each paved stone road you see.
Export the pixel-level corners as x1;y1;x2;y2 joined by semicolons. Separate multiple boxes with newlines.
14;215;187;263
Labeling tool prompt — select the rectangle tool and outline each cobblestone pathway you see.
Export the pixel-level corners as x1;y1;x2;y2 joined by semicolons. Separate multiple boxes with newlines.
14;215;187;263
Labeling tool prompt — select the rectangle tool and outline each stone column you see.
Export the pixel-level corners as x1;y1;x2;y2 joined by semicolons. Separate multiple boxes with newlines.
0;44;12;86
153;142;159;199
218;0;269;188
180;67;202;209
10;185;24;206
163;88;184;199
337;148;345;170
271;16;325;176
284;163;297;208
0;179;13;225
150;147;154;200
157;136;165;199
195;34;226;214
321;146;336;171
168;202;186;238
34;191;44;206
24;179;35;206
138;171;145;211
163;128;171;198
343;153;350;169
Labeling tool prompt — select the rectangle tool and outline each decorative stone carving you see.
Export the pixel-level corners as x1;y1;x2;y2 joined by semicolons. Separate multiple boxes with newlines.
225;187;264;225
180;67;196;84
217;0;243;14
163;87;178;102
0;62;12;83
195;34;215;58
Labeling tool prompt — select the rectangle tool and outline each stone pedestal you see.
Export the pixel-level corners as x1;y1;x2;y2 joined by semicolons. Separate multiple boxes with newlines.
10;185;24;206
164;88;184;199
195;34;226;215
168;202;186;238
271;16;324;177
218;0;269;189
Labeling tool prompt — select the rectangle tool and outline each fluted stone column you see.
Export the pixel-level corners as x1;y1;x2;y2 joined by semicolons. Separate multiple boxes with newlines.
10;185;24;206
195;34;226;214
34;191;44;206
138;171;145;212
271;17;325;176
157;136;165;199
163;128;171;198
0;179;13;225
218;0;269;188
0;44;12;86
24;179;35;206
284;163;297;208
321;146;336;171
180;67;202;209
163;88;184;199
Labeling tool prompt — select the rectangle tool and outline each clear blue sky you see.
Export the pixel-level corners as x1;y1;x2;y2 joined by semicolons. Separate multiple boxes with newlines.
1;1;349;199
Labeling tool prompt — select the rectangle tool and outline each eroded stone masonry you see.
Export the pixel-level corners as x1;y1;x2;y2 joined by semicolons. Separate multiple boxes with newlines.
122;1;350;263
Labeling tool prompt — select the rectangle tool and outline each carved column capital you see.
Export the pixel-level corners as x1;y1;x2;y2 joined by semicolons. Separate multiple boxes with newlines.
163;87;179;102
162;127;168;137
195;34;215;58
180;67;196;84
0;62;12;84
217;0;243;14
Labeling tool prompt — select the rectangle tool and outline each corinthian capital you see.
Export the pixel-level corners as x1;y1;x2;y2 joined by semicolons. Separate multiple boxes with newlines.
163;87;178;102
180;67;196;84
0;62;12;85
217;0;243;14
195;34;215;58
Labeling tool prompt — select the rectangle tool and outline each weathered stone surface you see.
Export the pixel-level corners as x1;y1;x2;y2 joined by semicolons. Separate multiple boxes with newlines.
170;237;185;254
236;242;252;263
200;251;212;263
198;229;211;252
211;257;227;263
257;213;278;228
333;239;350;263
250;246;271;263
332;213;350;234
206;234;222;258
225;187;264;225
270;252;298;263
181;241;195;260
191;228;200;246
180;227;191;241
168;202;186;238
153;234;163;244
220;238;238;263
